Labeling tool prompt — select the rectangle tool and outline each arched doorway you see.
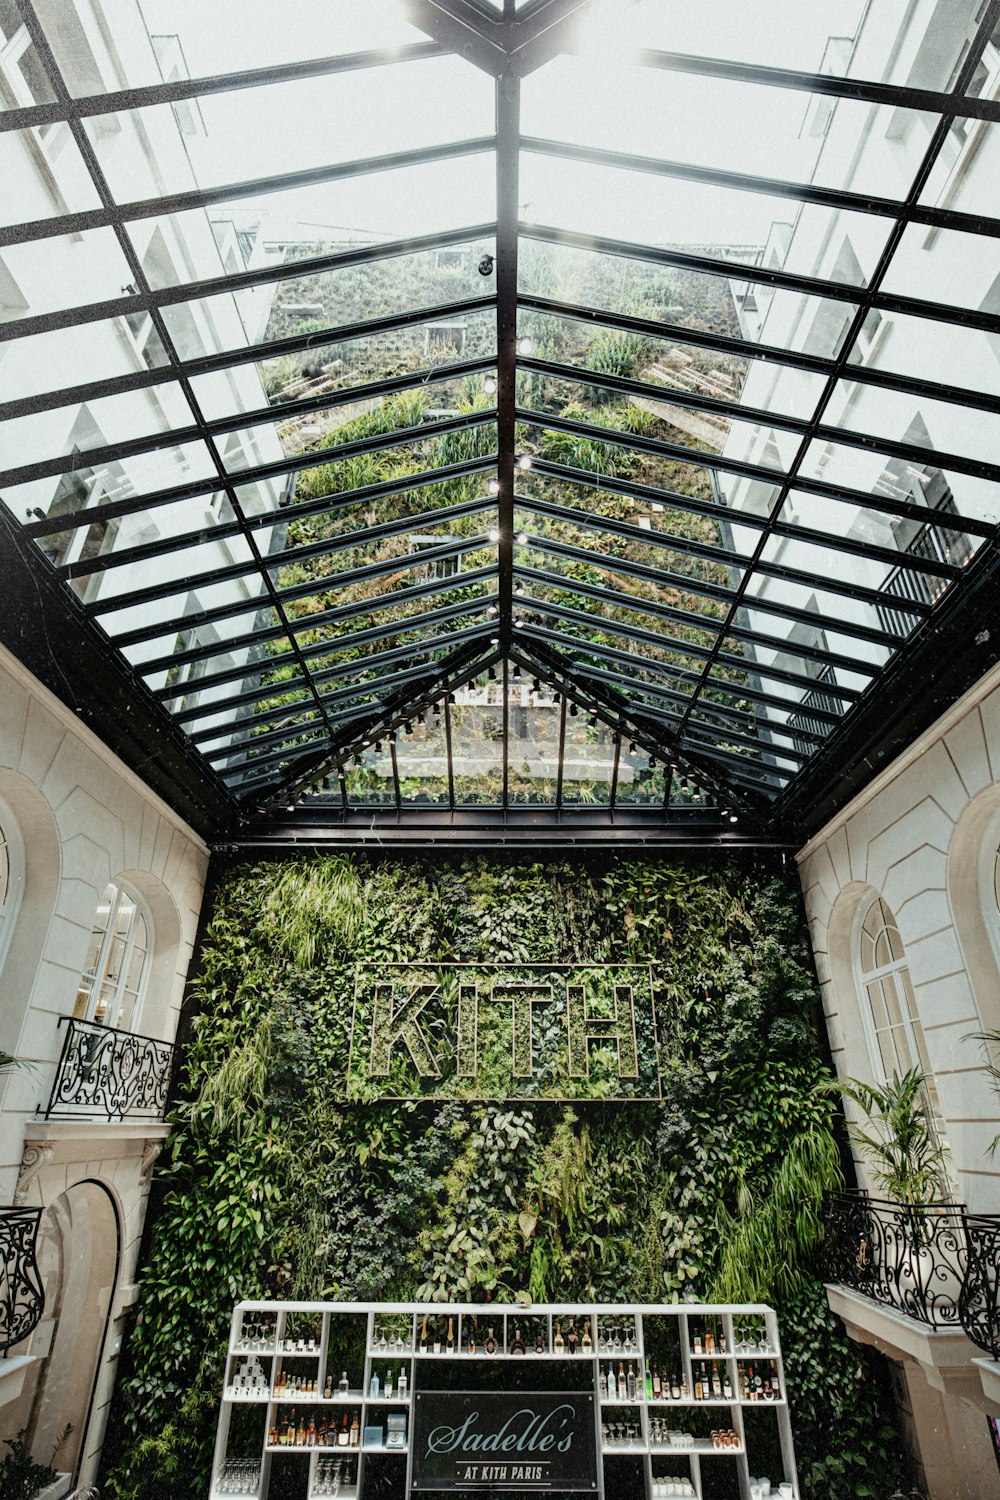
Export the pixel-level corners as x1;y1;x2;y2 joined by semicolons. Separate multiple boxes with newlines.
6;1181;121;1488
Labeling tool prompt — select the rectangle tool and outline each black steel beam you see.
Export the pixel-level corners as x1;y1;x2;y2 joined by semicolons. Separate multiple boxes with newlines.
496;70;520;648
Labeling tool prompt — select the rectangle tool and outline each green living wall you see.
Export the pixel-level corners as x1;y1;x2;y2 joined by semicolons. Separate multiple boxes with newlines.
104;854;904;1499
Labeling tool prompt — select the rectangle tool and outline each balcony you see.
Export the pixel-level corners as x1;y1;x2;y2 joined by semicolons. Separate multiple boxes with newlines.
42;1016;175;1123
822;1192;1000;1417
0;1205;45;1357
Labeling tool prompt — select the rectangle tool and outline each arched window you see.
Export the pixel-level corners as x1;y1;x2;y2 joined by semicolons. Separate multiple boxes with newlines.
0;796;25;976
856;893;948;1146
74;881;150;1031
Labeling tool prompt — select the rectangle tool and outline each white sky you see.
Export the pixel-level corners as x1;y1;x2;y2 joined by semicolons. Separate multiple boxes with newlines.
135;0;868;247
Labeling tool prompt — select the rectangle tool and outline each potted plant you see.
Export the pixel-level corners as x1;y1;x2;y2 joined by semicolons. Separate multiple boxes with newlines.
836;1068;962;1320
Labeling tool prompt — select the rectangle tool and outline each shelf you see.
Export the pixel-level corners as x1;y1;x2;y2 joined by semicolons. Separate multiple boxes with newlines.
224;1392;271;1404
365;1396;411;1405
649;1442;744;1458
361;1443;408;1455
268;1394;332;1404
310;1490;357;1500
265;1445;360;1456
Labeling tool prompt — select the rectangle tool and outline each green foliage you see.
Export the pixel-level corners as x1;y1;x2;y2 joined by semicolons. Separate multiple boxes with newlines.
104;855;903;1500
836;1068;951;1205
0;1426;71;1500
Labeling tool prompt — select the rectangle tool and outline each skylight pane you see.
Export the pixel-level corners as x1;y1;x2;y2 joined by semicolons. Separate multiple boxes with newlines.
451;675;504;806
83;57;495;203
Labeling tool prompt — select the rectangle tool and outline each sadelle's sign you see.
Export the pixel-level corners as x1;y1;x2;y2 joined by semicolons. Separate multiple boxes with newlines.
346;962;661;1102
411;1390;598;1492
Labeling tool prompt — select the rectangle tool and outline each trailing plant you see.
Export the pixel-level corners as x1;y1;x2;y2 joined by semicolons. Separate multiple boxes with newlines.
0;1425;71;1500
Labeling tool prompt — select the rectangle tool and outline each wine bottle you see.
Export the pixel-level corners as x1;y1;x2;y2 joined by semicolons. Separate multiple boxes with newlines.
711;1361;722;1398
719;1327;728;1355
338;1371;349;1396
467;1322;478;1355
398;1369;408;1398
484;1326;497;1355
349;1412;360;1448
644;1361;653;1401
567;1322;577;1356
745;1363;756;1400
581;1322;593;1354
385;1369;394;1399
338;1413;349;1446
651;1363;661;1401
723;1367;733;1400
509;1324;526;1356
432;1322;441;1355
627;1365;637;1401
446;1317;455;1355
420;1317;428;1354
286;1410;296;1446
770;1368;781;1399
554;1324;565;1354
670;1370;680;1401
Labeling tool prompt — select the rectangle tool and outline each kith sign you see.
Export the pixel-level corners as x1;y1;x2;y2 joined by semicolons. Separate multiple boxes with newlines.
411;1390;598;1492
346;963;660;1101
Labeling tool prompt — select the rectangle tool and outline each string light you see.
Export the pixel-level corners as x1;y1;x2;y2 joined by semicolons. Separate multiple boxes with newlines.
483;374;497;395
487;478;500;495
517;334;533;355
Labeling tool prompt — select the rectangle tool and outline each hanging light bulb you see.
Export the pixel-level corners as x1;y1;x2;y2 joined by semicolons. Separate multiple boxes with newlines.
515;530;528;545
487;477;500;495
517;454;533;471
512;665;522;680
569;703;579;718
517;334;533;355
488;526;500;542
483;373;498;395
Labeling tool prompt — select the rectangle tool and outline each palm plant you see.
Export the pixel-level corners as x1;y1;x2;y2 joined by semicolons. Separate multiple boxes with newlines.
969;1029;1000;1157
837;1068;950;1206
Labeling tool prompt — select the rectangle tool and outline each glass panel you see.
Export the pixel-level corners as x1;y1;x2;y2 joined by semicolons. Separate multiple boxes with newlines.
1;128;101;230
615;747;668;807
920;122;999;218
523;58;931;201
561;712;614;806
130;154;497;291
797;440;998;537
85;57;495;202
164;251;497;365
345;745;397;807
393;707;451;805
0;317;172;403
617;0;872;77
0;229;135;325
505;682;560;807
450;674;504;805
519;307;828;423
44;0;427;97
882;222;1000;316
820;385;1000;472
847;310;1000;400
0;385;195;477
518;153;895;270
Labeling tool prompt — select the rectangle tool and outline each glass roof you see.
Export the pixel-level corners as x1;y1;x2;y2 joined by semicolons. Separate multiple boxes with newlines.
2;0;999;840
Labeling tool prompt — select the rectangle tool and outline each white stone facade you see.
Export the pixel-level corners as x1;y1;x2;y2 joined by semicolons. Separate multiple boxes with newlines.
0;643;208;1487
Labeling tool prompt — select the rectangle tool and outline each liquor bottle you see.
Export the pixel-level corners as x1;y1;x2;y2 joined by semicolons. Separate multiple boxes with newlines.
398;1369;408;1399
349;1413;360;1448
693;1326;703;1356
651;1363;661;1401
338;1413;350;1447
705;1328;715;1356
627;1365;637;1401
694;1369;704;1402
318;1417;328;1447
567;1322;577;1356
745;1363;756;1401
645;1361;653;1401
533;1327;546;1355
711;1361;722;1398
324;1375;333;1399
770;1368;781;1399
296;1415;307;1447
618;1361;627;1399
385;1369;394;1399
554;1324;565;1355
370;1373;380;1398
753;1365;765;1401
467;1322;478;1355
670;1370;680;1402
607;1363;617;1401
286;1410;296;1446
599;1368;608;1400
679;1374;690;1401
432;1322;442;1355
581;1322;592;1354
268;1423;278;1447
719;1327;727;1355
484;1326;498;1355
420;1318;428;1354
307;1416;317;1448
509;1325;526;1356
446;1318;455;1355
723;1367;733;1400
338;1371;349;1396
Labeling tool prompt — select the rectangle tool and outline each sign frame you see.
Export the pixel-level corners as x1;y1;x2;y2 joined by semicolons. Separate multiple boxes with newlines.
410;1388;599;1492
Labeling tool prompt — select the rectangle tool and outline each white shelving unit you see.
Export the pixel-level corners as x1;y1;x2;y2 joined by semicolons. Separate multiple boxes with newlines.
210;1301;800;1500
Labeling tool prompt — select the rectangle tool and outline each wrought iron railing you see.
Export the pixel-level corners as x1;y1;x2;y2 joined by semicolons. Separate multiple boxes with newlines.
0;1206;45;1357
958;1214;1000;1359
822;1192;969;1328
875;515;973;640
43;1016;175;1122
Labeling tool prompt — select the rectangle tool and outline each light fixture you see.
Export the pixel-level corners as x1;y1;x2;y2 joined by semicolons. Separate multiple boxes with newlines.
516;530;528;544
405;721;413;734
629;741;637;755
532;678;541;692
483;373;497;395
587;715;598;728
490;636;500;646
569;703;578;718
514;583;525;596
375;740;383;753
488;666;498;681
487;477;500;495
517;454;533;471
729;813;739;824
648;756;655;769
487;603;498;615
512;665;522;680
517;334;533;355
514;616;525;628
487;527;500;543
388;731;396;745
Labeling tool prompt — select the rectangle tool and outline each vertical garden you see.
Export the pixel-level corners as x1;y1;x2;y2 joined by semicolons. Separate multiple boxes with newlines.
103;854;904;1499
